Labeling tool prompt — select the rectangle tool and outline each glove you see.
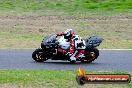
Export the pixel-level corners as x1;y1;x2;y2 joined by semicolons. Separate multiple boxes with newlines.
56;32;64;36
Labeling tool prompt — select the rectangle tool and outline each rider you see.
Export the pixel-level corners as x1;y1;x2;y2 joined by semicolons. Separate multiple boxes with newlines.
56;29;86;63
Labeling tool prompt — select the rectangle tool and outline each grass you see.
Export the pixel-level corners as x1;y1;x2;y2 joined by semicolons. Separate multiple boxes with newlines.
0;1;131;88
0;0;132;14
0;14;131;49
0;0;131;49
0;69;132;88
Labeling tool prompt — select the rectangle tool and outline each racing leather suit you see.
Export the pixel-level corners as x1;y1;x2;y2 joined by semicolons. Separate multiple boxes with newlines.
57;32;86;61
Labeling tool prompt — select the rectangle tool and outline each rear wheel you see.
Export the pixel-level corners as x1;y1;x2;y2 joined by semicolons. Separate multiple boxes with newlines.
32;48;47;62
81;48;99;63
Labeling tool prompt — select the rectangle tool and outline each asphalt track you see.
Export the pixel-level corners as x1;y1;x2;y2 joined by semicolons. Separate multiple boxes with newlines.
0;49;132;71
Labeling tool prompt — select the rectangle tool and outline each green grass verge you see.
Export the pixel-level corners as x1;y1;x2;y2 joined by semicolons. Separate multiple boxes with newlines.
0;70;132;88
0;0;132;14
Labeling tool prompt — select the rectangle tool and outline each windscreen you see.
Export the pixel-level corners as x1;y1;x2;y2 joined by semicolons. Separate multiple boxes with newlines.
42;34;57;44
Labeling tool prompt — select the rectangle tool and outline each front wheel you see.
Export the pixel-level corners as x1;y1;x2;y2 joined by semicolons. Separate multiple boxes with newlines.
81;48;99;63
32;48;47;62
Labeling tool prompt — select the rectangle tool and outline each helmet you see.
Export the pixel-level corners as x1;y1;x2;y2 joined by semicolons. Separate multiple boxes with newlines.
64;29;74;40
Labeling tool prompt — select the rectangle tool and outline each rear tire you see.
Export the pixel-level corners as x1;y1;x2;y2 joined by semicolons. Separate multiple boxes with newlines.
32;48;47;62
82;48;99;63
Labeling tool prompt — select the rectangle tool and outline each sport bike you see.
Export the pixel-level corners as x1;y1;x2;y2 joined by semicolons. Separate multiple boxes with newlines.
32;34;103;63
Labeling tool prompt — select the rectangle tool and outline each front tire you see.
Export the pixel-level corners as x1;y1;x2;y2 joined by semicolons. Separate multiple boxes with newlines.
32;48;47;62
82;48;99;63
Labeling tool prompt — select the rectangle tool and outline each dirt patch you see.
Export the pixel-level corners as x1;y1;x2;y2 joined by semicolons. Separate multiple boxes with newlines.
0;84;33;88
0;14;132;20
0;14;132;33
0;14;132;48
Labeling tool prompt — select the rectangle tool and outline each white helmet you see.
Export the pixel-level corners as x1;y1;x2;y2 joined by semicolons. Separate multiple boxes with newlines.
64;29;74;39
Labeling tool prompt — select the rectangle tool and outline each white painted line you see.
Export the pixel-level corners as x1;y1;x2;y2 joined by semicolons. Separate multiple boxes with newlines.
0;48;132;50
99;49;132;50
0;48;36;49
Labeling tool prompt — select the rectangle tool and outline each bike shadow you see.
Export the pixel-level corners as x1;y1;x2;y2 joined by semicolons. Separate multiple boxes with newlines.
41;61;102;65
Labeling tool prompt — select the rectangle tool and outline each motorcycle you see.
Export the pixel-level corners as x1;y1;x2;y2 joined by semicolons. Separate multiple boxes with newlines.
32;34;103;63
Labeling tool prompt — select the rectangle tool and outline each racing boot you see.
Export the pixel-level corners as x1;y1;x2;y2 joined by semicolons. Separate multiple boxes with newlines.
69;56;76;64
69;51;78;63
